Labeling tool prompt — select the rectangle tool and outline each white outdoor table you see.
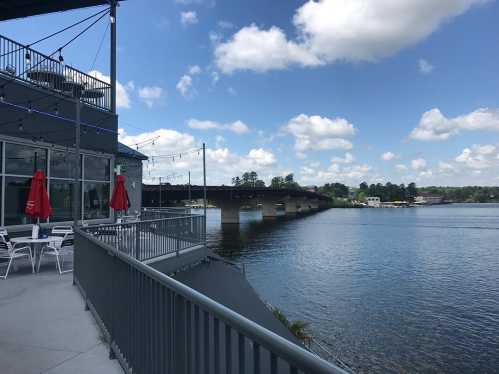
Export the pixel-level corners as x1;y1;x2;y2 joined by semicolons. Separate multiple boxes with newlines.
11;236;63;272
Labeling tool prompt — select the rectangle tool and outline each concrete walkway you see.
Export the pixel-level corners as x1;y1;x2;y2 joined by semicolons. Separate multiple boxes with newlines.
0;264;123;374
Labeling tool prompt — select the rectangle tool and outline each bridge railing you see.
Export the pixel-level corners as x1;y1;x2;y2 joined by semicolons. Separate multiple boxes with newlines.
74;228;347;374
82;213;205;261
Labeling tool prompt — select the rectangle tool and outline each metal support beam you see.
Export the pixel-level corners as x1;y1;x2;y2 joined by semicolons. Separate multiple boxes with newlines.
110;1;117;114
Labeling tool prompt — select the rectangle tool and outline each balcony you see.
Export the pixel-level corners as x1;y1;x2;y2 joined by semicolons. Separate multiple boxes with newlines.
75;212;347;374
0;34;111;112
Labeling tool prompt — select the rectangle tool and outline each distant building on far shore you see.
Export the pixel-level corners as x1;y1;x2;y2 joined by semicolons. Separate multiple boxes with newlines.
367;196;381;208
415;192;443;205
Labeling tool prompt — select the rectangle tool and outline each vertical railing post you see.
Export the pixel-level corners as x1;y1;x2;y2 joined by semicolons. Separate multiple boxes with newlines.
135;222;140;260
173;294;187;374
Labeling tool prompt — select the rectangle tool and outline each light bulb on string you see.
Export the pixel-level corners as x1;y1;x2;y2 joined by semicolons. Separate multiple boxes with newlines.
0;87;5;102
25;49;31;65
27;101;32;113
18;119;24;132
58;49;64;65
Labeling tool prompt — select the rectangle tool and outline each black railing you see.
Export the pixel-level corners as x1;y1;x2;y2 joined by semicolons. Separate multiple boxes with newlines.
0;34;111;111
82;214;205;261
141;207;192;220
74;229;347;374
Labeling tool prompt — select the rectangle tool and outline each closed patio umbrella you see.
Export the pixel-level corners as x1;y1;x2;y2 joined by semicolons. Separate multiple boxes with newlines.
110;175;129;213
25;170;52;222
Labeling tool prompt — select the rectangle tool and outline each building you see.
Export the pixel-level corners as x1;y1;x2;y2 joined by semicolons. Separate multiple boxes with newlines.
0;11;146;230
415;192;443;205
367;196;381;207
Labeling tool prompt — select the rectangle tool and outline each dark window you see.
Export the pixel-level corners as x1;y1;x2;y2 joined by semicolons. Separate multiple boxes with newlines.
50;180;75;222
84;155;110;181
50;151;81;179
83;182;110;220
4;176;34;225
5;143;47;176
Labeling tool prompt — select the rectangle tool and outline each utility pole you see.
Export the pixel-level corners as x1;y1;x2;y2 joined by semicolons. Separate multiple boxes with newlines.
188;170;191;203
73;100;81;227
202;143;207;244
159;177;162;208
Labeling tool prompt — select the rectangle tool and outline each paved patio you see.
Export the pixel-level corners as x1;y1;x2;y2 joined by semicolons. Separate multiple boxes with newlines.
0;261;123;374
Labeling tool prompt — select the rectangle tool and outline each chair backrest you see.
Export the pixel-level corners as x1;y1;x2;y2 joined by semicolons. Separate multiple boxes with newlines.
51;226;74;237
61;234;74;248
0;236;11;256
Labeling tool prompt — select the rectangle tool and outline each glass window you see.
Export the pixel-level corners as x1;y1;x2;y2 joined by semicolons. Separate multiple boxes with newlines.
5;143;47;176
4;176;35;225
50;180;74;222
84;155;110;181
51;151;81;179
83;182;110;220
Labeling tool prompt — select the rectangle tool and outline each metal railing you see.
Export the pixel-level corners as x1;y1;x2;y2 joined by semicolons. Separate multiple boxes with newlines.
82;214;205;261
141;207;192;220
0;34;111;111
74;229;347;374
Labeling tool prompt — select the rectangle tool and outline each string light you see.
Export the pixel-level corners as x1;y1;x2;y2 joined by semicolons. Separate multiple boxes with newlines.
54;103;59;115
25;49;31;65
58;49;65;65
18;119;24;132
0;88;5;102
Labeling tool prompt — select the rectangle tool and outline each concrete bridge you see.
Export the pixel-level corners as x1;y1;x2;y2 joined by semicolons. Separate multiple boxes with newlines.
142;185;332;223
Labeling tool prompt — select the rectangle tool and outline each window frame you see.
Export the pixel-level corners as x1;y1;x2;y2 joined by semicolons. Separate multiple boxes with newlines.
0;136;114;229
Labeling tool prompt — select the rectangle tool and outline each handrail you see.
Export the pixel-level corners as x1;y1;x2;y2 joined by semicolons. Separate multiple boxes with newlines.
76;228;347;374
0;34;111;111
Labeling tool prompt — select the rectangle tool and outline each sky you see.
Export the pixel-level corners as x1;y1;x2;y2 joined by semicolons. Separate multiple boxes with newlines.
2;0;499;187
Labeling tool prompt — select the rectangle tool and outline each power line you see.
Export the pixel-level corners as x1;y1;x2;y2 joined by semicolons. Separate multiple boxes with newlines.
0;7;110;58
89;22;110;71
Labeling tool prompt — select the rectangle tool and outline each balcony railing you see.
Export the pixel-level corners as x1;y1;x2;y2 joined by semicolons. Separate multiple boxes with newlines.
0;34;111;111
74;225;347;374
82;213;205;261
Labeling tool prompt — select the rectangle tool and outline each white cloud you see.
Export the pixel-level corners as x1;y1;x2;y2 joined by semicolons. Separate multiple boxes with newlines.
215;24;320;73
395;164;408;172
211;71;220;85
283;114;355;154
88;70;132;109
410;108;499;141
411;158;427;171
215;0;484;73
119;128;279;185
418;59;434;74
248;148;276;167
331;152;354;164
138;86;163;108
181;11;198;25
455;144;498;169
438;161;457;174
381;151;396;161
188;65;202;75
187;119;250;134
176;75;194;98
299;160;372;185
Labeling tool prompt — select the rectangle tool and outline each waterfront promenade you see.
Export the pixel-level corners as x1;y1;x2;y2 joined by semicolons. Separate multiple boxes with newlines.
0;266;122;374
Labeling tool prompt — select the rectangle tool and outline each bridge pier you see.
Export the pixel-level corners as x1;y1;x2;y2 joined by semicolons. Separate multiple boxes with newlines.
261;199;278;219
310;198;319;210
219;200;241;224
299;199;311;213
284;199;298;215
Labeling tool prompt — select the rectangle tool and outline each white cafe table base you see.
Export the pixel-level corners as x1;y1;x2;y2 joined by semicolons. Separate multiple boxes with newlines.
10;236;63;272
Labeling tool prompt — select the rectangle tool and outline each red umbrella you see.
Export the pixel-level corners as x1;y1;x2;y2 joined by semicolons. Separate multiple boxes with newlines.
110;175;129;212
25;170;52;221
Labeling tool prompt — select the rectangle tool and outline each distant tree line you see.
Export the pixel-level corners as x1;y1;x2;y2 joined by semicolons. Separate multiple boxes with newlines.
419;186;499;203
357;182;418;202
231;171;265;187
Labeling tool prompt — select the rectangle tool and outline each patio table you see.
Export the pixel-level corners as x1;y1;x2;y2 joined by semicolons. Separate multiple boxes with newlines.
10;236;63;272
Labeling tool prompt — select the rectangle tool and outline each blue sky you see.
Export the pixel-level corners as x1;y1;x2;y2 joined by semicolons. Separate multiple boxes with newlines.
2;0;499;186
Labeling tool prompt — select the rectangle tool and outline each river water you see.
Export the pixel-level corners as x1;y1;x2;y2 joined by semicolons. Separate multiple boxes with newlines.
201;204;499;373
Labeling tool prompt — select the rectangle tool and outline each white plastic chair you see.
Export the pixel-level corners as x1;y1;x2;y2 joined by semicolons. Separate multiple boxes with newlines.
38;234;74;274
0;234;34;279
51;225;74;237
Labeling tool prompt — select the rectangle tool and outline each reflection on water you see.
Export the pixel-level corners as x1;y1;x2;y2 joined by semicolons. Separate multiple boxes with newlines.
198;205;499;374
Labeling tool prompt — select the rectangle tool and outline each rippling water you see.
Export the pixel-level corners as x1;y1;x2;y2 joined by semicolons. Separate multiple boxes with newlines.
200;204;499;373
